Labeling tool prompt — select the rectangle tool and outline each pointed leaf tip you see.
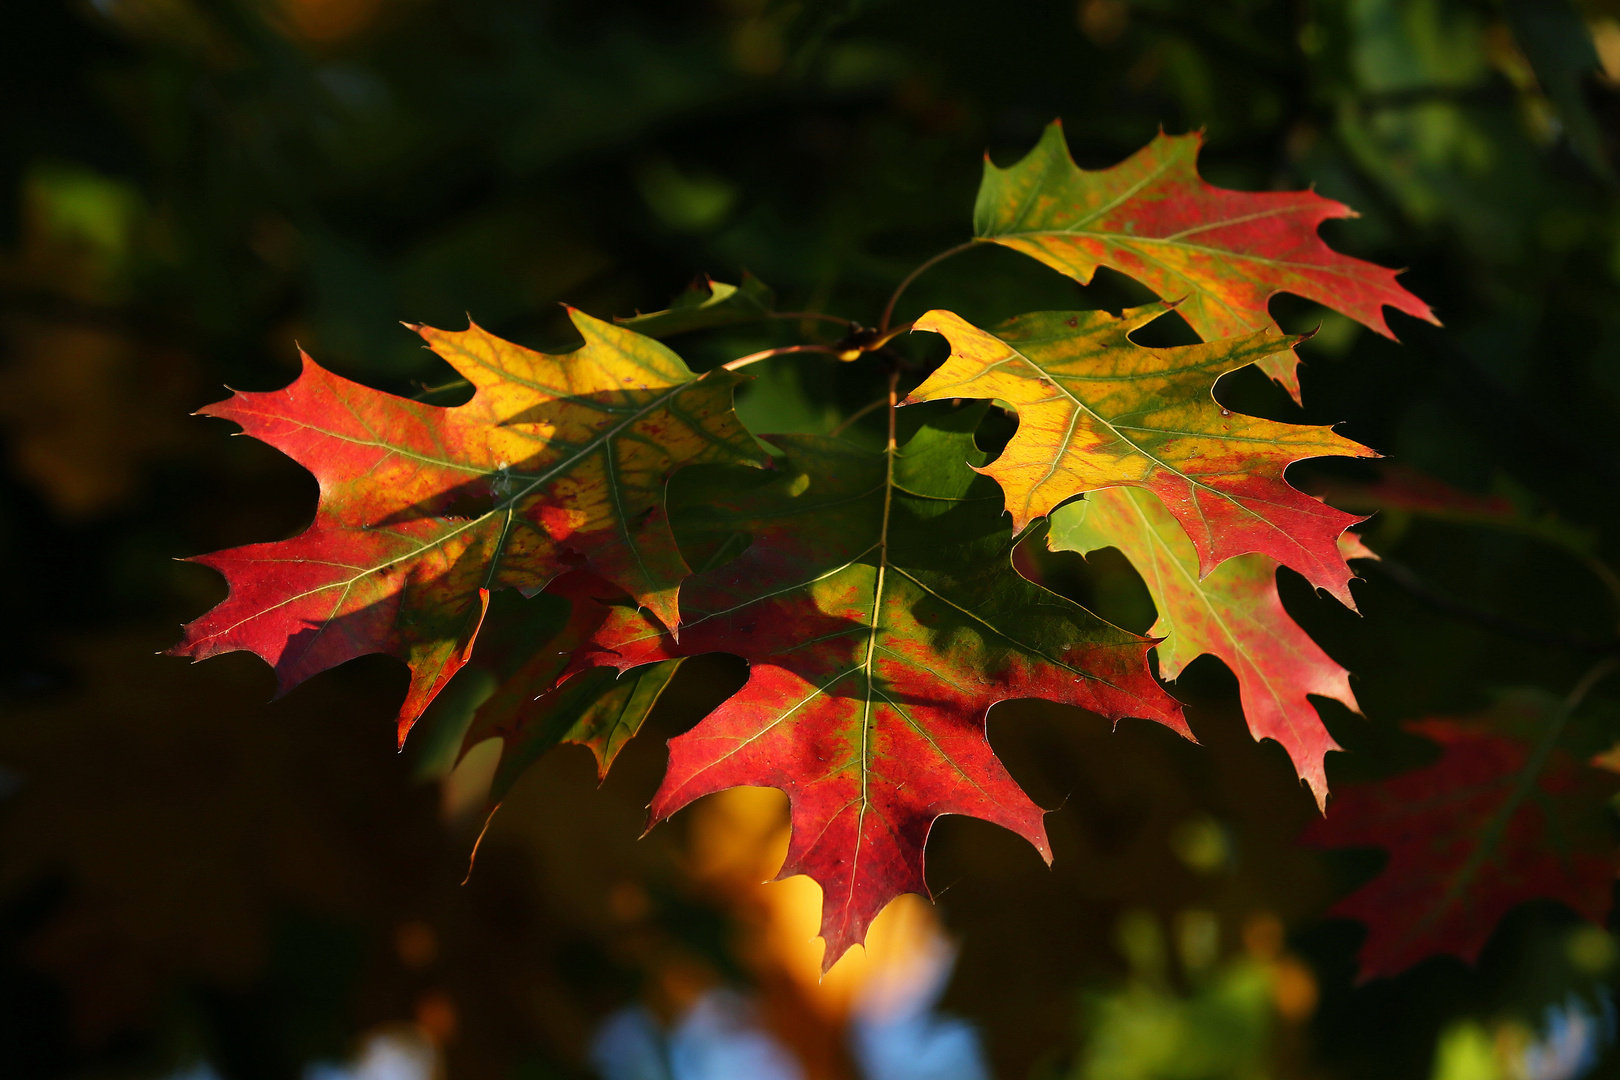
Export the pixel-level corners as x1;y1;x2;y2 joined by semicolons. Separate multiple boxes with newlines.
578;421;1182;967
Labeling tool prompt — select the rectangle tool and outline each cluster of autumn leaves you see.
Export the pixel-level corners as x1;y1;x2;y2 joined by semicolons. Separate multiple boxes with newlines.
175;123;1617;977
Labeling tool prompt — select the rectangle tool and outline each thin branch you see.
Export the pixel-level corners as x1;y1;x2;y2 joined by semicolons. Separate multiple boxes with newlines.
828;395;888;437
1567;656;1619;711
462;803;500;885
1580;555;1620;631
879;241;978;333
866;323;916;351
1366;557;1620;657
768;311;856;330
723;343;841;372
886;369;900;438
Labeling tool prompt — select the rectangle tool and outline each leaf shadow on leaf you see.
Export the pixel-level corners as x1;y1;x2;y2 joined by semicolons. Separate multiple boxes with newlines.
367;472;502;529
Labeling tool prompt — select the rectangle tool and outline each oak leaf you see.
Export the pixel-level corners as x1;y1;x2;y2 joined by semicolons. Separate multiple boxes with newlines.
908;304;1373;605
1306;696;1620;981
571;405;1188;966
973;122;1437;400
1049;487;1356;808
172;310;760;742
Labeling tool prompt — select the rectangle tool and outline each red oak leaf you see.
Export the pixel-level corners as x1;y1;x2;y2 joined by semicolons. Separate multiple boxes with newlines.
171;310;760;742
908;305;1373;605
1306;698;1620;981
973;122;1437;401
1049;487;1358;808
570;404;1187;968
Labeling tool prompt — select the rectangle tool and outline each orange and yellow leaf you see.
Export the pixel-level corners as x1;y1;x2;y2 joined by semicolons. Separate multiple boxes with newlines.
908;304;1373;604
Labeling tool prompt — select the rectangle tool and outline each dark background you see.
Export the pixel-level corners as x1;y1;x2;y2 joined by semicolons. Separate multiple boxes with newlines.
5;0;1620;1077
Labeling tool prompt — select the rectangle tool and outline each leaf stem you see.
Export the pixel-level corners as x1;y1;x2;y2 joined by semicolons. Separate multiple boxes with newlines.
829;395;888;437
1580;555;1620;633
879;241;978;333
723;344;842;371
1566;655;1618;712
866;324;917;352
768;311;857;330
885;369;899;449
412;377;472;402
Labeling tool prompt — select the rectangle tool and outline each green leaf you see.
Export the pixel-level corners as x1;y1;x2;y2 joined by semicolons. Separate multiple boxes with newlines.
615;273;777;337
460;573;685;805
470;658;682;806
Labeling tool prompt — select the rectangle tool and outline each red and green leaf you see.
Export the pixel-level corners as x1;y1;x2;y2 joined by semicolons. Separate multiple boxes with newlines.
171;310;761;742
1049;487;1356;809
1306;697;1620;981
908;304;1373;605
972;122;1437;400
570;405;1187;967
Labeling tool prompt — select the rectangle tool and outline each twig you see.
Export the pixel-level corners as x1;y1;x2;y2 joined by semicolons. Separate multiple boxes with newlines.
828;395;887;437
768;311;855;330
866;323;916;351
884;370;900;447
879;241;978;333
1567;656;1619;711
411;377;472;401
723;344;841;372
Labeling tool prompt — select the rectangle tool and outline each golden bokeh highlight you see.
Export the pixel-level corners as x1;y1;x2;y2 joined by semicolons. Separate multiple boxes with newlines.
686;786;956;1025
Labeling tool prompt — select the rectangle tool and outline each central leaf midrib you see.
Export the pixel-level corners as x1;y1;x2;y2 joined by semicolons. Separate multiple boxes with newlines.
1121;491;1300;730
847;418;898;921
997;221;1370;283
982;338;1298;539
991;147;1172;237
886;565;1136;694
